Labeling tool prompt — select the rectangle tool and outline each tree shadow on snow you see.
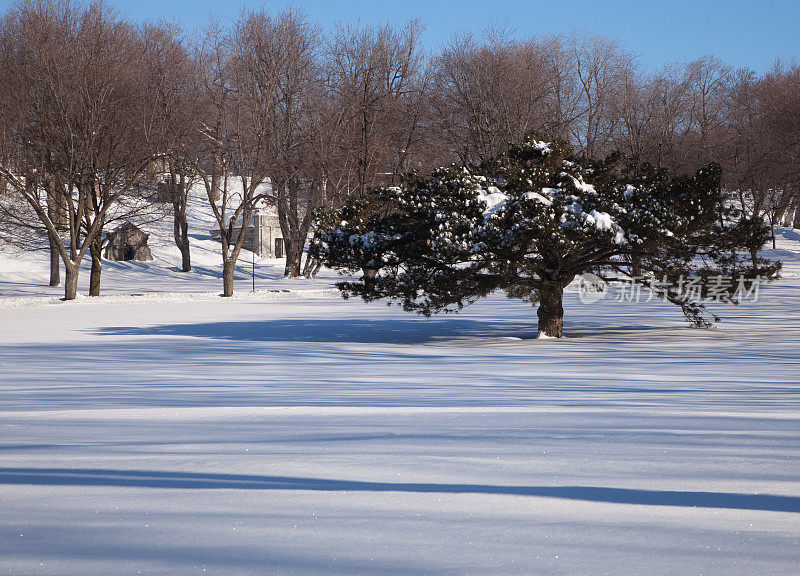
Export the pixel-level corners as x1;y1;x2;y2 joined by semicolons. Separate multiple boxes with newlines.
1;468;798;513
95;318;538;345
776;227;800;243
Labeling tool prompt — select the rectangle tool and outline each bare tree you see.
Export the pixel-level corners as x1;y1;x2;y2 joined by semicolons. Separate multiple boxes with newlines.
326;19;426;193
609;58;651;169
242;8;320;278
0;0;157;299
568;31;634;159
430;30;552;165
760;63;800;229
195;11;308;294
194;20;242;297
632;65;692;171
723;68;771;214
141;21;200;273
684;55;732;166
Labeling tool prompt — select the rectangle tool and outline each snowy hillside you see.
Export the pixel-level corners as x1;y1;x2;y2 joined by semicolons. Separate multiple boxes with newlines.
0;183;331;300
1;190;800;575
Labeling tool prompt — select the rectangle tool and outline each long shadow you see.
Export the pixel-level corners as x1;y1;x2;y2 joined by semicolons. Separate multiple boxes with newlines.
1;468;798;513
95;318;536;345
100;262;252;282
777;227;800;243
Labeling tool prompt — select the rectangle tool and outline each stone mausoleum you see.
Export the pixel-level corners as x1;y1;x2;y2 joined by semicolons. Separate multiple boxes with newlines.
104;222;154;262
210;208;285;258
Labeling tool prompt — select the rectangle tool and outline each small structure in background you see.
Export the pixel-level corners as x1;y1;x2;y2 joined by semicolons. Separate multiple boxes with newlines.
104;222;154;262
155;179;172;203
210;207;285;258
253;208;284;258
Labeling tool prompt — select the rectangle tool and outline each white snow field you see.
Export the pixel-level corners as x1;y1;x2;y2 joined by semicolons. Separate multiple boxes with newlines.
1;195;800;575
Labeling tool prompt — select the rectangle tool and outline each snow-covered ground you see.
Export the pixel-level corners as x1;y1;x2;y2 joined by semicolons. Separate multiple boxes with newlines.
1;193;799;575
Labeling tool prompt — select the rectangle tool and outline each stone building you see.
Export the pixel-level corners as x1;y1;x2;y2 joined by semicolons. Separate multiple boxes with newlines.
104;222;154;261
210;208;285;258
251;208;285;258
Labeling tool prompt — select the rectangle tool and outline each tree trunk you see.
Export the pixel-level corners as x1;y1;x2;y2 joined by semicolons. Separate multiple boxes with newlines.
89;238;102;297
284;239;302;277
179;238;191;272
280;177;304;278
362;268;377;290
64;263;79;301
304;256;323;279
311;259;323;277
222;260;235;297
301;233;318;277
172;171;192;272
301;254;314;278
48;231;61;287
174;206;191;272
45;177;67;287
537;282;565;338
210;154;223;202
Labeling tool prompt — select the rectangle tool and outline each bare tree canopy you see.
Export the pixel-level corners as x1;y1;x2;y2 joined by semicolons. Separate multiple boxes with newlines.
2;6;800;298
0;0;161;299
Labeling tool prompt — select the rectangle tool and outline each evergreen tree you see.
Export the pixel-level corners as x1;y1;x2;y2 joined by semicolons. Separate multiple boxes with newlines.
313;136;780;337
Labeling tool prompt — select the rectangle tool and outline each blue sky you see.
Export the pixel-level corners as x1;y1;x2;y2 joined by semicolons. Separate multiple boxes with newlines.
2;0;797;72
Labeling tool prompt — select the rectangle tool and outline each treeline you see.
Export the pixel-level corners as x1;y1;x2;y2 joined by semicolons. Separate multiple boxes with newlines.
1;0;798;300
